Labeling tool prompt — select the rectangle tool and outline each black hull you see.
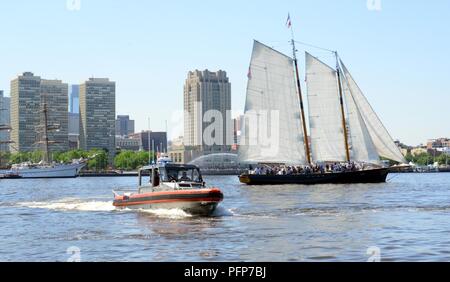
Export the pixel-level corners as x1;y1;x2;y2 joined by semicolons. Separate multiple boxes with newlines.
239;168;389;185
0;175;22;179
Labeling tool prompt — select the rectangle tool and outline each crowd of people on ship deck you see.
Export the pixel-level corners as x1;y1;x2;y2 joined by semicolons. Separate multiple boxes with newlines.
249;162;364;175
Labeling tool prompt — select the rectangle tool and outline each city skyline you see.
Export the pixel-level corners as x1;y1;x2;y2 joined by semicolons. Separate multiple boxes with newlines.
0;1;449;145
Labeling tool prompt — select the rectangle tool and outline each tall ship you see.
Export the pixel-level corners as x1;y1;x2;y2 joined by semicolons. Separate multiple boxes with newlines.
0;103;86;178
238;37;406;185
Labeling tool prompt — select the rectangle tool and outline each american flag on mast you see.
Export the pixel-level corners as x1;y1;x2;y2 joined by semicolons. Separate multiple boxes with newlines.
286;13;292;28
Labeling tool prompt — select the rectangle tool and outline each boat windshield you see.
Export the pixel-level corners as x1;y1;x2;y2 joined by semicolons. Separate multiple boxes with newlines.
161;167;202;183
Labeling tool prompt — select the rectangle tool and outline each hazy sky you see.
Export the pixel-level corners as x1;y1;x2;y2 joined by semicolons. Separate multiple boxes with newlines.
0;0;449;145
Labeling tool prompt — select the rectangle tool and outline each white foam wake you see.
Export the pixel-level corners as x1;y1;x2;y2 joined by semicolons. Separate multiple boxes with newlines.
212;206;235;217
138;208;192;219
16;199;234;218
18;199;115;212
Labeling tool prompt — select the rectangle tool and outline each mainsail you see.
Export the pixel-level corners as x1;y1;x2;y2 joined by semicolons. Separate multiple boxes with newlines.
305;52;347;162
238;40;306;164
340;60;406;163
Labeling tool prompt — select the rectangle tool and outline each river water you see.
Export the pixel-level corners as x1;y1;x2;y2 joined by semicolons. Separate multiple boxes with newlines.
1;173;450;261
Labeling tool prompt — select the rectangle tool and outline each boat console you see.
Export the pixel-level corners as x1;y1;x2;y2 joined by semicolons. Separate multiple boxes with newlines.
138;163;205;193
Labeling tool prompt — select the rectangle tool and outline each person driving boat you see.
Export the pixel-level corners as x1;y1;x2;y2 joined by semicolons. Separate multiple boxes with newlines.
179;171;191;182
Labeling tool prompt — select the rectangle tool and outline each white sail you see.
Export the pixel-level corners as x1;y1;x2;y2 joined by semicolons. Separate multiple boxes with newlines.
305;52;346;162
340;60;406;163
238;40;306;164
340;67;380;164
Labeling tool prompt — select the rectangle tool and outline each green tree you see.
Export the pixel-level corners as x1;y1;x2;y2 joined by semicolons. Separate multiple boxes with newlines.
0;151;11;167
114;150;134;170
8;151;44;164
87;149;108;171
413;152;433;166
405;153;414;163
8;152;26;164
437;153;449;165
54;149;88;163
114;150;153;170
137;151;152;166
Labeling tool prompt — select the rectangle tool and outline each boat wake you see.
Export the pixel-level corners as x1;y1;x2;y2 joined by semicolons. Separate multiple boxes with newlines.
17;198;116;212
16;198;232;218
138;208;193;219
212;206;235;217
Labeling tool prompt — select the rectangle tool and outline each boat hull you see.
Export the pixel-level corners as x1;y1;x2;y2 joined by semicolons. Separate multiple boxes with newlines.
239;168;389;185
0;162;86;178
113;188;224;216
0;174;22;179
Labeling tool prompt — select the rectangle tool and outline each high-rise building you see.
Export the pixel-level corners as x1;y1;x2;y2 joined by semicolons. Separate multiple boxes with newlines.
115;136;141;151
68;112;80;149
115;115;135;136
10;73;69;153
79;78;116;163
0;90;11;152
183;70;232;153
69;85;79;113
68;85;80;149
40;79;69;151
10;72;41;152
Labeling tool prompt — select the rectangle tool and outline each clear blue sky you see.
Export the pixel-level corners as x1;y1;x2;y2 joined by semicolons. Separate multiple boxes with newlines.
1;0;449;145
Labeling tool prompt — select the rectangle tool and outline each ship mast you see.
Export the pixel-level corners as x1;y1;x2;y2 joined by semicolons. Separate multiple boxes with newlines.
38;98;60;164
0;106;14;167
42;103;50;163
289;18;312;164
335;52;351;162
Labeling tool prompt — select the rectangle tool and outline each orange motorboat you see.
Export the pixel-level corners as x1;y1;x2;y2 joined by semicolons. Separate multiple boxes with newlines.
113;163;223;216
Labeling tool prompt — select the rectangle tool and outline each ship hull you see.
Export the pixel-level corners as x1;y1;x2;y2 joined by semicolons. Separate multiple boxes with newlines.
0;162;86;178
113;188;224;216
239;168;389;185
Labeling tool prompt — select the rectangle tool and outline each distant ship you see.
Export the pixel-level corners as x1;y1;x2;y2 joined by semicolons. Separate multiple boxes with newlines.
238;38;406;185
2;161;86;178
0;102;87;178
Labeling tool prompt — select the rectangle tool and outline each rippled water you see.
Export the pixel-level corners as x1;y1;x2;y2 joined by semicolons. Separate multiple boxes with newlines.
1;173;450;261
